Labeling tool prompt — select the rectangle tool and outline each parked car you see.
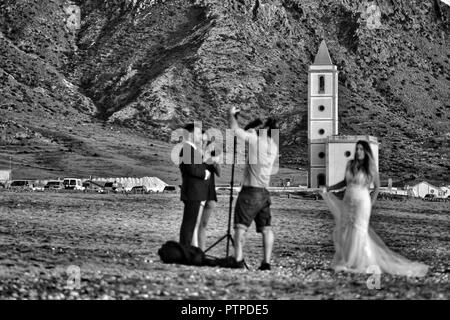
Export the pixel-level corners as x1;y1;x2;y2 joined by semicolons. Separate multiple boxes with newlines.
82;180;106;193
103;182;114;193
147;187;163;193
163;185;177;192
291;190;323;200
113;182;125;193
44;180;64;190
215;184;241;192
8;180;34;191
104;181;124;193
130;186;148;194
63;178;84;191
423;194;436;201
33;184;46;192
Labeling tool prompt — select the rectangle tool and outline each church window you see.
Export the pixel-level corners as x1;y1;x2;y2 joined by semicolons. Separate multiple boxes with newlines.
319;75;325;93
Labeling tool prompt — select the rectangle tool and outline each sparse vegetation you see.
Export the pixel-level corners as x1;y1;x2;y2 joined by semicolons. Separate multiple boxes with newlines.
0;0;448;183
0;191;447;299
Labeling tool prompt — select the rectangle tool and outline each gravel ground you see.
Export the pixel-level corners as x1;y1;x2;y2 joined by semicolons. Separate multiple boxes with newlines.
0;191;448;300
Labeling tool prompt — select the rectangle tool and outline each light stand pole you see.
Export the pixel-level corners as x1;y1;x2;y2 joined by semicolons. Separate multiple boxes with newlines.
204;135;237;258
225;135;237;257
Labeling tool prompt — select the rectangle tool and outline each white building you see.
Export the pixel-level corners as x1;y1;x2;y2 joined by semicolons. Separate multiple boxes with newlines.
410;181;445;198
64;3;81;31
0;170;11;182
308;41;379;187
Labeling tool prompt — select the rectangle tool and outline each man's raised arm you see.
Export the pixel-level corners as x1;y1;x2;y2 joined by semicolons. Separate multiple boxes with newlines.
228;107;257;143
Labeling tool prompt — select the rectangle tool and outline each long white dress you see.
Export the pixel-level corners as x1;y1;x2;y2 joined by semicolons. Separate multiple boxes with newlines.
321;169;428;277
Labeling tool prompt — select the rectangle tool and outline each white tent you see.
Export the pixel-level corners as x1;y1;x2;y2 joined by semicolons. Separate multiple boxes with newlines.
142;176;167;192
0;170;11;182
95;176;168;192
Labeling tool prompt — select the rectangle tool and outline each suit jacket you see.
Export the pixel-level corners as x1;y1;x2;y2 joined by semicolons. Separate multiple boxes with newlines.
205;163;220;201
179;143;209;201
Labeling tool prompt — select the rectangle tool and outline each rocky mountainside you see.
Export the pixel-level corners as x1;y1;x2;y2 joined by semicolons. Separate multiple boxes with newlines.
0;0;449;184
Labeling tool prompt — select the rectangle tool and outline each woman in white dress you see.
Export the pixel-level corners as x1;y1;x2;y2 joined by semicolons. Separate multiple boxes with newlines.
320;140;428;277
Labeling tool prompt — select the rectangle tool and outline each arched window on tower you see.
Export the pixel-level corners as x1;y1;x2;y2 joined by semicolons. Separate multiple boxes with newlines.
319;75;325;94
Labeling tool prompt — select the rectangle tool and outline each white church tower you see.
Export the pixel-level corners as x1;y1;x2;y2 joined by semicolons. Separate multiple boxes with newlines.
307;40;379;188
308;40;338;188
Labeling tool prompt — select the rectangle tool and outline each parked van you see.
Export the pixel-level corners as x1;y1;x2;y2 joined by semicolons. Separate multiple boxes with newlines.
44;180;64;190
8;180;34;191
63;178;84;191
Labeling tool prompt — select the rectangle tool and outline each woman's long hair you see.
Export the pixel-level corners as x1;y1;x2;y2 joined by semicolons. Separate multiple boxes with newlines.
349;140;376;183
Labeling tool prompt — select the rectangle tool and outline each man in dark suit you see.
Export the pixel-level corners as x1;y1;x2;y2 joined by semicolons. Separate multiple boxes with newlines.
179;123;211;246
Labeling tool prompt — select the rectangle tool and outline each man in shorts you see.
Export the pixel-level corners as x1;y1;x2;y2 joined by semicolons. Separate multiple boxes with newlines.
228;106;279;271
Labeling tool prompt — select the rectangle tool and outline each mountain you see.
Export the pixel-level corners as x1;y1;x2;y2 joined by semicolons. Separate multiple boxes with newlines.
0;0;449;185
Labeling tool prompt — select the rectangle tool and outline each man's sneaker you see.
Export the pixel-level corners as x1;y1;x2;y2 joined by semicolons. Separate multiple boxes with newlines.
236;259;246;269
258;262;271;271
233;259;246;269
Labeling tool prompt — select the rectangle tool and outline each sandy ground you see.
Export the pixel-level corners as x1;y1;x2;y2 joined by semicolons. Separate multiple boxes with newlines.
0;190;448;300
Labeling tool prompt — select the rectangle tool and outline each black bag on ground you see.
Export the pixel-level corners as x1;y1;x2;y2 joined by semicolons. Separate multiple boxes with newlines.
157;241;242;268
158;241;205;266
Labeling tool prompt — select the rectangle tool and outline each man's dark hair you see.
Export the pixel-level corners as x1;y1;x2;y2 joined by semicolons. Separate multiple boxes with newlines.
184;123;195;133
244;118;263;130
264;117;278;130
264;118;278;137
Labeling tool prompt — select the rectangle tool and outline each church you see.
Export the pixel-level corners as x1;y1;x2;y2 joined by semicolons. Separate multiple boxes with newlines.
308;40;379;188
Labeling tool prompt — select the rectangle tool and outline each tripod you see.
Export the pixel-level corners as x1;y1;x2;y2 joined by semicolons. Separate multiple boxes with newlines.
204;135;236;257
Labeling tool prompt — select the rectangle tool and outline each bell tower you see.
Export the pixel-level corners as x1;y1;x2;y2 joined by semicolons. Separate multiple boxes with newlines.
308;40;338;188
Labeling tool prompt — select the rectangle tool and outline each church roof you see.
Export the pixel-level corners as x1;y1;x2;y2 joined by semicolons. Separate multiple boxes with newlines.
313;40;333;65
